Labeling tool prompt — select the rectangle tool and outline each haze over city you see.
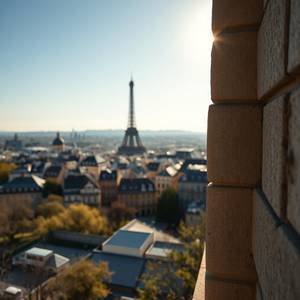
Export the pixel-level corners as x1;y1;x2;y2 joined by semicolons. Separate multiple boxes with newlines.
0;0;212;133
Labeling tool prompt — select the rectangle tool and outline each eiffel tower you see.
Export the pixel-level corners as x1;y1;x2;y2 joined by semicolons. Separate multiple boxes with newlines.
118;78;146;156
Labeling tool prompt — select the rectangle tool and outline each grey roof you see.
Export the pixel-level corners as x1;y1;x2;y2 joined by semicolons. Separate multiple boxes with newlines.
44;165;62;177
179;168;207;183
118;178;155;193
1;175;45;193
90;251;145;288
180;159;207;172
52;133;64;146
25;247;52;257
47;254;69;269
105;230;151;249
146;162;160;172
99;169;117;181
81;155;105;166
21;242;92;263
146;241;183;259
64;174;98;191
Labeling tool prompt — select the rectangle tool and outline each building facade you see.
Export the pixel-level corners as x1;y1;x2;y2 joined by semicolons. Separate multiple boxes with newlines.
99;169;118;207
52;132;65;153
118;178;157;216
63;174;101;208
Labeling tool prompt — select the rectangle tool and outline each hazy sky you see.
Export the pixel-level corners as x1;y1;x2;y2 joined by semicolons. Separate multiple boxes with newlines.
0;0;212;133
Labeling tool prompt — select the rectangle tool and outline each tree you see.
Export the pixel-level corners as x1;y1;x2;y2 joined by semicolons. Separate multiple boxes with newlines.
138;214;205;300
107;201;136;231
156;188;182;226
43;180;63;197
138;260;180;300
0;199;33;242
0;162;16;184
35;204;109;237
169;216;205;298
44;260;111;300
36;196;65;218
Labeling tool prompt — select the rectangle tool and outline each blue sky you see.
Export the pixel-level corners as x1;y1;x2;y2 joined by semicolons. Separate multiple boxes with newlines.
0;0;212;132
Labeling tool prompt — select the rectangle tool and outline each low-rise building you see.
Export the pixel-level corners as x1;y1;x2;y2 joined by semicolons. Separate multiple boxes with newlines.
44;165;65;184
155;165;178;197
118;178;157;216
80;155;106;178
185;201;204;227
99;169;118;207
178;164;207;211
1;231;99;299
0;174;45;206
145;161;161;180
9;164;31;181
13;247;69;274
52;132;65;153
89;219;183;299
63;174;101;208
31;161;51;178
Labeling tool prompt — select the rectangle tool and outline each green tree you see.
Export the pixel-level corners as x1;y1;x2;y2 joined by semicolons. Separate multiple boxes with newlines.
138;214;205;300
156;188;182;226
44;260;111;300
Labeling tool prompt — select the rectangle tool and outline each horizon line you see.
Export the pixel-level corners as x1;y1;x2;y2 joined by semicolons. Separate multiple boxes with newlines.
0;129;206;134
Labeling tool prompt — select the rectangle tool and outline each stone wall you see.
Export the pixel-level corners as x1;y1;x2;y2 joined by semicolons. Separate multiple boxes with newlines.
204;0;300;299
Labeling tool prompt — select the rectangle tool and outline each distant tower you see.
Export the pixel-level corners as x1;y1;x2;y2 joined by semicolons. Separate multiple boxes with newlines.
118;78;146;156
52;132;65;153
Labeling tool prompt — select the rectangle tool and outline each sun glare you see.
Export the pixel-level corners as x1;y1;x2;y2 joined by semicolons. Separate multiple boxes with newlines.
182;2;213;65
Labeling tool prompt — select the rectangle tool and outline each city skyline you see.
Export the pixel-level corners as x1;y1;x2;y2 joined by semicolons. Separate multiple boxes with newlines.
0;0;212;133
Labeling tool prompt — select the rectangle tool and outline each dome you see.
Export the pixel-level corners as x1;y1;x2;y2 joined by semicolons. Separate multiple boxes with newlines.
52;132;64;146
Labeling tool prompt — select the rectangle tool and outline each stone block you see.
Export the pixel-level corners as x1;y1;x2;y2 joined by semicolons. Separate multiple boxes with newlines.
288;0;300;73
287;89;300;233
253;189;300;299
207;104;262;186
206;186;256;281
262;96;286;217
193;248;206;300
205;276;255;300
252;189;279;297
256;284;263;300
211;31;257;101
212;0;263;34
258;0;286;98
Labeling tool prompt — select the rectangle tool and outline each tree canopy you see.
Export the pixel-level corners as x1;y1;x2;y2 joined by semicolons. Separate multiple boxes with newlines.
44;260;111;300
156;187;182;226
43;180;63;197
35;204;109;236
107;201;136;232
0;162;16;184
138;215;205;300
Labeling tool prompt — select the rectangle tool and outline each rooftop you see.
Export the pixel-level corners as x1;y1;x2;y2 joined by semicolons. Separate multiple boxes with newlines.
90;251;145;288
146;241;183;259
25;247;53;257
118;178;155;193
64;174;98;191
122;219;180;243
1;175;45;193
104;230;151;249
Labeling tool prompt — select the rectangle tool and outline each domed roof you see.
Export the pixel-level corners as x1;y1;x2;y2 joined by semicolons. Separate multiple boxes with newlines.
52;132;64;146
